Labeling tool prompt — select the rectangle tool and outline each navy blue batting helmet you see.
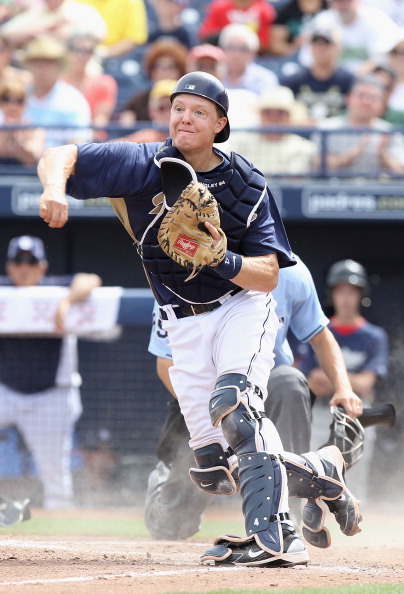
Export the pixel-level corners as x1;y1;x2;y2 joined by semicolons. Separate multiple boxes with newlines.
326;259;369;295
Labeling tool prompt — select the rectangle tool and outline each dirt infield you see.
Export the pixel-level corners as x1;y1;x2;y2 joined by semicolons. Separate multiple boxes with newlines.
0;506;403;594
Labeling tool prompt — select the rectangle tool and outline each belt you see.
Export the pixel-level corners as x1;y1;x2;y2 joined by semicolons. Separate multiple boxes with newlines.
160;300;223;320
160;288;241;321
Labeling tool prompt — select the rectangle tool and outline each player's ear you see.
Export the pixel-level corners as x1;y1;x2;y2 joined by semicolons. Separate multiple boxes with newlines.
215;116;227;136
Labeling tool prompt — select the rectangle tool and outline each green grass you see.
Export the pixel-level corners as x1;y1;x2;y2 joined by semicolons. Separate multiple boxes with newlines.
2;515;150;537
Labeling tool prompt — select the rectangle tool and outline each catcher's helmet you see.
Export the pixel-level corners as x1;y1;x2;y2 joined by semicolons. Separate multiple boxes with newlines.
326;259;369;295
170;71;230;143
324;402;396;470
328;406;365;469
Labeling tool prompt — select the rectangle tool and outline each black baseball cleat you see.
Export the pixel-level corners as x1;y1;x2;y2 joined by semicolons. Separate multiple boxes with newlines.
201;524;309;568
302;445;362;547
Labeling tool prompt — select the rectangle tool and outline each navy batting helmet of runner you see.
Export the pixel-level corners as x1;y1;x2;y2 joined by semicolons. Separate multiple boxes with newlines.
170;71;230;143
326;259;369;296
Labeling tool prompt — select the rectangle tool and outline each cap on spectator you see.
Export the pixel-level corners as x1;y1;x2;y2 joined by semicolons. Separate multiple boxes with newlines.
188;44;226;64
255;86;297;112
7;236;46;262
255;87;308;122
149;79;177;101
310;26;341;44
24;35;66;62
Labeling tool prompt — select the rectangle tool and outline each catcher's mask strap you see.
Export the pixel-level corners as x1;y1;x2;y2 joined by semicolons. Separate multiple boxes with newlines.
158;157;197;208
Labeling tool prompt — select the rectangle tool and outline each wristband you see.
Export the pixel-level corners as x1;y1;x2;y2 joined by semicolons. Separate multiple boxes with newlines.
214;250;243;280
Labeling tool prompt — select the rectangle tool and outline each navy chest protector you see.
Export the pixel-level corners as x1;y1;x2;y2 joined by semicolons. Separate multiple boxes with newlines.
141;151;267;305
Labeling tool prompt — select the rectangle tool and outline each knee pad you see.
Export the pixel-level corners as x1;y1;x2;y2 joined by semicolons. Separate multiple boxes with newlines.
209;373;266;455
189;442;239;495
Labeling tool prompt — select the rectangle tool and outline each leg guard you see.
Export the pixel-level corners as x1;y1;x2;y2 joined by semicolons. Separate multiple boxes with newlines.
201;451;308;567
189;442;239;495
285;446;362;548
206;373;298;558
283;452;344;501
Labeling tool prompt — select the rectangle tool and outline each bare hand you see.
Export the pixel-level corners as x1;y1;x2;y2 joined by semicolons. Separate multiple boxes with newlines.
329;389;363;418
54;297;71;334
39;187;69;228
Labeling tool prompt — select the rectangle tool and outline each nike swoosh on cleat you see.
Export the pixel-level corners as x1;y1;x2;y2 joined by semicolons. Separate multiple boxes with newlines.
210;398;221;409
248;548;265;559
201;482;214;488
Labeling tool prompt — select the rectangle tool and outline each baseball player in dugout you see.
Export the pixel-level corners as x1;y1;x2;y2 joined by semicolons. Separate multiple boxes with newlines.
300;259;389;505
37;71;362;567
0;235;101;510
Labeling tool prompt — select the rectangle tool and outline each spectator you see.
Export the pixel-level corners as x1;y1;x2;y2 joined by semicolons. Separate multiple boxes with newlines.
186;43;259;130
316;76;404;175
147;0;199;49
369;64;404;125
118;38;187;126
0;33;32;87
0;235;101;509
227;86;315;176
280;25;355;122
0;0;107;49
218;24;279;94
118;79;176;143
22;35;93;149
269;0;327;57
298;0;398;75
63;33;118;131
199;0;276;54
299;258;389;504
185;43;227;79
0;78;45;168
75;0;148;59
363;0;404;26
384;29;404;125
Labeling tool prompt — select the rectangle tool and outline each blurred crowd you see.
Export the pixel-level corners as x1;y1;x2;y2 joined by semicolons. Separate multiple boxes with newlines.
1;0;404;176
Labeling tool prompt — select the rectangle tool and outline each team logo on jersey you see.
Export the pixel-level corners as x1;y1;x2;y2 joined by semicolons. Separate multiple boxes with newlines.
174;234;199;256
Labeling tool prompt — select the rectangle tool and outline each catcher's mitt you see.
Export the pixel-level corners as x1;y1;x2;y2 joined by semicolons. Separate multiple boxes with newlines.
158;180;227;281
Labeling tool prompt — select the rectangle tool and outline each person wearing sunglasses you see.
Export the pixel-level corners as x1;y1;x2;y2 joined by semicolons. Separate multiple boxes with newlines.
63;33;117;134
0;78;45;168
0;235;101;510
116;79;176;144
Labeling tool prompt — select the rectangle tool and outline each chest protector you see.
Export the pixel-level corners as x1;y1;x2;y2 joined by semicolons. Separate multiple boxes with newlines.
140;151;267;305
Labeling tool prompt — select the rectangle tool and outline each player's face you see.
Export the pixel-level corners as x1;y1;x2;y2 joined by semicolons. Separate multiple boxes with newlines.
170;94;226;153
331;283;362;315
6;254;47;287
